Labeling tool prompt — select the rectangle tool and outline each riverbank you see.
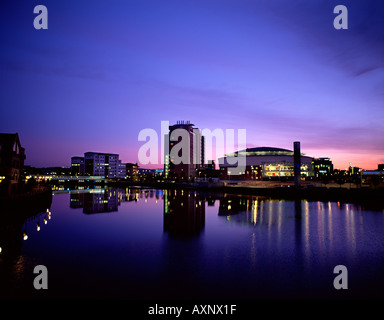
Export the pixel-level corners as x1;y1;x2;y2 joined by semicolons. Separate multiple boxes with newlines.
107;180;384;210
0;187;53;223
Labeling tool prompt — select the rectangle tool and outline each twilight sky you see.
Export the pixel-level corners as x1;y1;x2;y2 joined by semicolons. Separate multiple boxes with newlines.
0;0;383;170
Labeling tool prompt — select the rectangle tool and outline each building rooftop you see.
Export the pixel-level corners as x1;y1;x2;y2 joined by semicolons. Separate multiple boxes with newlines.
84;152;119;156
0;133;18;145
226;146;294;157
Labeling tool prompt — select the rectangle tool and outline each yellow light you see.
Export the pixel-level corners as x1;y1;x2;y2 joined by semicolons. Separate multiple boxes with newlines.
23;233;28;240
37;224;40;231
0;247;2;254
44;218;47;224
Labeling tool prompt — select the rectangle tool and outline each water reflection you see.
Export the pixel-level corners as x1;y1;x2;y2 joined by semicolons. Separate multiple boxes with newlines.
218;195;286;226
0;209;52;259
2;188;376;265
216;195;371;273
69;187;164;214
2;187;384;299
294;199;302;250
163;189;205;237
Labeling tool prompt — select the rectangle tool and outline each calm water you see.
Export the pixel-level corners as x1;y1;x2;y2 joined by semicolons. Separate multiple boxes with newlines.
1;187;384;299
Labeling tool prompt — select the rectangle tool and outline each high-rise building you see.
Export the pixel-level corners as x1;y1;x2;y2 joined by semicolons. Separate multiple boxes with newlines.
84;152;125;178
164;121;205;181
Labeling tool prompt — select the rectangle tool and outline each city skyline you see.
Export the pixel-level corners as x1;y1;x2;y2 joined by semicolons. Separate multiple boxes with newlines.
1;1;383;170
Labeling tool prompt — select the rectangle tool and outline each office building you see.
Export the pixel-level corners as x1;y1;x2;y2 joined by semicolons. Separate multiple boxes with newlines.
312;157;333;179
84;152;125;178
126;163;139;181
117;160;126;179
164;121;205;181
138;168;164;181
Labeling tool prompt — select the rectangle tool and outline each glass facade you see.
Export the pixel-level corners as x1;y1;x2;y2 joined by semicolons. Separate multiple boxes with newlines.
263;163;310;177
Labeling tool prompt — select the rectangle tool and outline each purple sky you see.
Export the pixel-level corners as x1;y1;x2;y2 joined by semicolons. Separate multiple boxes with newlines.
1;0;383;170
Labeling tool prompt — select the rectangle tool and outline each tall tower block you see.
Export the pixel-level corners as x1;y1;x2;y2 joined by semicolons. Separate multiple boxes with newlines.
294;141;301;187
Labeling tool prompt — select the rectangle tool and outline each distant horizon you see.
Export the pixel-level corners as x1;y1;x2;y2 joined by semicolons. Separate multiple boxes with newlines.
18;130;382;171
1;1;383;171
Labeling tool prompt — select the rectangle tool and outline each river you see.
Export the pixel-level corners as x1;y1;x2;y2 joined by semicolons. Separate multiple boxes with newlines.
1;187;384;299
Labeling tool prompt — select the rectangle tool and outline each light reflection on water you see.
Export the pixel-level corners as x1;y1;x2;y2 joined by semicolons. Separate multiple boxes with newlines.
1;187;384;299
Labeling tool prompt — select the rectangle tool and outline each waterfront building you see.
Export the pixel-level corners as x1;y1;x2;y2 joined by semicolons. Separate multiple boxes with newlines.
126;163;139;181
71;156;85;176
348;166;361;177
138;168;164;181
196;160;221;181
218;146;313;181
164;121;205;181
312;157;334;179
0;133;26;194
117;160;126;179
41;167;71;175
219;164;262;181
84;152;125;178
361;167;384;187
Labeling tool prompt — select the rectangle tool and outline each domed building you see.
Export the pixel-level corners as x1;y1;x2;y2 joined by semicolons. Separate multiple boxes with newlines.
218;146;313;181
